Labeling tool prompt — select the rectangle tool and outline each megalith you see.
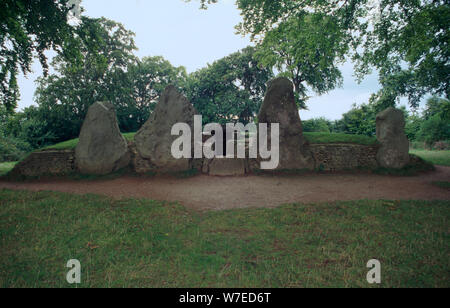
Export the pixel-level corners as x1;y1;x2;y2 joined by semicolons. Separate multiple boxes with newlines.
257;77;314;170
134;85;197;172
75;102;130;175
376;107;410;169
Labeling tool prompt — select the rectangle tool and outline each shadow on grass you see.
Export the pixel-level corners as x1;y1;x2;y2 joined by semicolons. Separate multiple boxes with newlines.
373;155;435;176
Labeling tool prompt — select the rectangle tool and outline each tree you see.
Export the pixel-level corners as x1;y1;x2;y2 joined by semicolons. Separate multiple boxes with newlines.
354;0;449;107
423;96;449;120
185;46;273;124
255;12;348;108
126;56;188;131
335;103;377;136
417;114;450;146
33;17;137;142
302;117;332;133
405;113;422;141
416;96;450;146
0;105;33;161
192;0;449;108
0;0;78;111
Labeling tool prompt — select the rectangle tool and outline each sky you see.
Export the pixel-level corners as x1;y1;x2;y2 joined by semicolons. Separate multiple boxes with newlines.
17;0;398;120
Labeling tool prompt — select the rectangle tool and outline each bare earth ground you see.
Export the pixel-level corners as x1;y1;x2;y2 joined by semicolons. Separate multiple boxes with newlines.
1;166;449;210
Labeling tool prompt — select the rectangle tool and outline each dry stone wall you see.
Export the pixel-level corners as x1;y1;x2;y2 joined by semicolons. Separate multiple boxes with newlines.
7;142;385;177
10;150;75;177
309;144;379;171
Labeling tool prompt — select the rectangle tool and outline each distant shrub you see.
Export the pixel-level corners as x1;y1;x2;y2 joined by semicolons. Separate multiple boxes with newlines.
417;113;450;147
303;117;332;133
0;135;32;162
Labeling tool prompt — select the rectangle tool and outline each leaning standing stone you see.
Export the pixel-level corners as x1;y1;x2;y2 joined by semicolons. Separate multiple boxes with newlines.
257;77;314;170
376;107;410;169
75;102;130;175
134;86;197;172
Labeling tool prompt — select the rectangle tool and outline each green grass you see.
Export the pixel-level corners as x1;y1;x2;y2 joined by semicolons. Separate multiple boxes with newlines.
0;189;448;288
304;132;378;146
41;133;136;151
0;162;17;176
40;132;377;151
373;154;435;176
410;150;450;166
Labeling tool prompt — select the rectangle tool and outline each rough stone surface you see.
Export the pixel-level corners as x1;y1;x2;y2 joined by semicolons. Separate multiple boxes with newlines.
134;86;197;173
10;150;75;177
376;107;410;169
257;77;315;170
75;102;130;175
129;142;156;174
310;144;379;171
203;158;247;176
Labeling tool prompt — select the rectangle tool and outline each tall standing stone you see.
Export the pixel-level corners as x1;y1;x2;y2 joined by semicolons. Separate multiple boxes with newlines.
257;77;315;170
376;107;410;169
134;85;197;172
75;102;130;175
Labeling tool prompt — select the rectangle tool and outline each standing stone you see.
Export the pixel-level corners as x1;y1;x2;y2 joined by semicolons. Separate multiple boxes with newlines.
75;102;130;175
134;86;197;172
376;107;410;169
257;77;314;170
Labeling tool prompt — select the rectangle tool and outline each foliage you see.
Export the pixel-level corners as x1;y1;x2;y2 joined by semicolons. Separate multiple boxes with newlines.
423;96;450;120
126;57;187;130
0;105;32;161
302;117;332;133
0;135;30;162
33;17;138;142
417;114;450;146
416;97;450;145
255;12;348;109
0;0;77;111
192;0;449;108
32;17;187;142
186;46;273;124
334;103;377;137
354;0;449;107
405;114;422;141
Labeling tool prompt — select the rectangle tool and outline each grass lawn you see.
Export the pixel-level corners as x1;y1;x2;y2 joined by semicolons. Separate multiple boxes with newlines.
0;189;448;288
0;162;17;176
304;132;378;146
41;132;377;151
410;150;450;166
41;133;136;151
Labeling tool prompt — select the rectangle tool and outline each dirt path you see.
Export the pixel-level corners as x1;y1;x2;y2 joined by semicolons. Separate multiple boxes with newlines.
1;167;449;210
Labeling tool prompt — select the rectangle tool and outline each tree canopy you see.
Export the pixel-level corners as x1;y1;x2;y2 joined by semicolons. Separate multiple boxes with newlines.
0;0;77;111
255;11;348;109
185;46;273;124
192;0;449;108
27;17;188;143
34;17;137;141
